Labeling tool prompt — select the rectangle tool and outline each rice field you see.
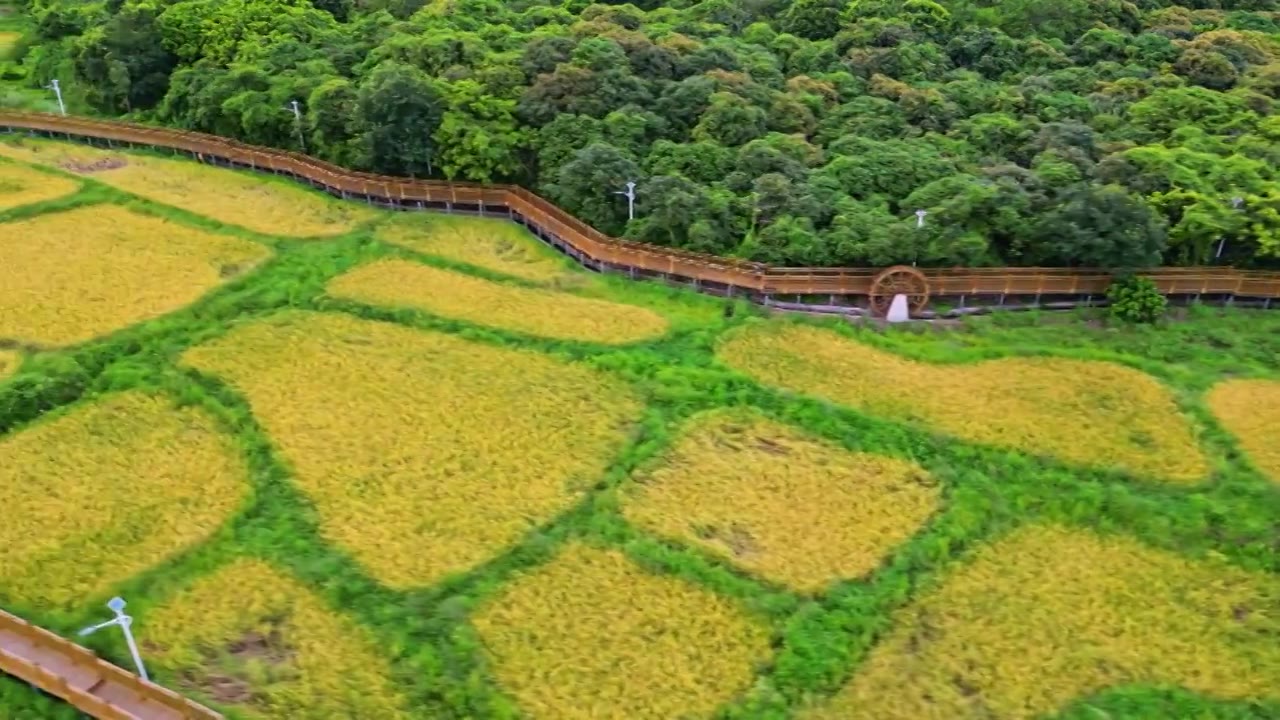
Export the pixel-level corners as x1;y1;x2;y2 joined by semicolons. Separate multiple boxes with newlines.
0;204;270;346
375;213;569;282
1207;379;1280;485
0;31;17;59
0;160;80;211
0;138;377;236
144;560;409;719
472;543;771;720
0;140;1277;720
799;524;1280;720
182;311;642;589
0;391;247;608
623;411;940;592
327;259;671;344
718;323;1209;483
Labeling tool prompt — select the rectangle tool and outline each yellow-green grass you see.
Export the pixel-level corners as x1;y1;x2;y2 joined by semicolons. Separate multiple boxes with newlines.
327;259;671;344
719;324;1208;483
0;138;377;236
1207;379;1280;485
0;391;248;607
623;410;940;592
0;204;270;346
145;559;409;719
473;543;771;720
0;32;17;60
182;311;642;589
376;212;570;282
0;161;80;211
799;524;1280;720
0;349;18;380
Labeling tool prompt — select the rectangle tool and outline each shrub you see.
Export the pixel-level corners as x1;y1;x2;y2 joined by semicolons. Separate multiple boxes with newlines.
1107;275;1168;324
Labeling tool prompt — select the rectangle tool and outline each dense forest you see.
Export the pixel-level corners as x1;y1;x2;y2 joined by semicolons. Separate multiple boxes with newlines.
6;0;1280;268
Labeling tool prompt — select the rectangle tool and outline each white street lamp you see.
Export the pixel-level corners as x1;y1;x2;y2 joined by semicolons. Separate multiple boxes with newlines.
614;181;637;221
915;209;927;229
45;79;66;116
79;597;148;681
1216;196;1245;260
285;100;306;152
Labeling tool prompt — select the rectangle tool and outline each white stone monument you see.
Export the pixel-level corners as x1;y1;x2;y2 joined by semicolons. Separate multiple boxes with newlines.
886;293;910;323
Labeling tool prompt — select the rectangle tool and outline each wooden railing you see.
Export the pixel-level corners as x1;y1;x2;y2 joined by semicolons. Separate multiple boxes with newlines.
0;608;221;719
4;110;1280;310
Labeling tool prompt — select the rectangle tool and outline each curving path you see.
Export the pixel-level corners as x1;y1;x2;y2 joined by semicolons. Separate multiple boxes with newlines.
2;111;1280;316
0;608;221;720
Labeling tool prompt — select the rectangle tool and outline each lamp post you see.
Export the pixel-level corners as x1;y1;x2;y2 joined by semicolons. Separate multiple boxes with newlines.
45;79;66;116
285;100;306;152
1216;196;1245;260
79;597;148;681
614;181;637;221
915;209;928;229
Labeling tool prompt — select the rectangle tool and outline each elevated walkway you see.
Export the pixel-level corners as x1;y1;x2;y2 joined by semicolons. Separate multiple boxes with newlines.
0;608;221;719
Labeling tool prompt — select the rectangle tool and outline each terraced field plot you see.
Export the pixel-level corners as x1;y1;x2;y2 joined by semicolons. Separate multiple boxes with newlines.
0;138;376;236
328;259;670;344
145;560;409;720
0;204;269;345
0;391;247;607
0;160;79;211
800;524;1280;720
719;323;1209;483
624;411;940;592
376;212;569;282
473;543;771;720
182;311;643;588
1207;378;1280;485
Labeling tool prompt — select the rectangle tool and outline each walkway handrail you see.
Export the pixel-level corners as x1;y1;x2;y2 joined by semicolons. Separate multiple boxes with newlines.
4;110;1280;303
0;608;222;719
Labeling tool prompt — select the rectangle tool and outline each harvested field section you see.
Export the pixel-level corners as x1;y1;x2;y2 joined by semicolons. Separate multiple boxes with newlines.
0;349;17;380
145;559;408;719
328;259;670;344
623;411;940;592
376;213;568;282
0;204;269;346
0;138;377;236
473;543;771;720
0;161;80;211
182;311;642;588
0;391;248;607
1207;379;1280;485
799;524;1280;720
719;324;1208;483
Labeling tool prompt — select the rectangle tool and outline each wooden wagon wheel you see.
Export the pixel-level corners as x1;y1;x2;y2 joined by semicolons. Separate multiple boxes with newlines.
869;265;930;317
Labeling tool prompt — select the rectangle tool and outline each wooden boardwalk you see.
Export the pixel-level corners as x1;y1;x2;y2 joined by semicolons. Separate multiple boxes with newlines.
0;608;220;720
2;110;1279;316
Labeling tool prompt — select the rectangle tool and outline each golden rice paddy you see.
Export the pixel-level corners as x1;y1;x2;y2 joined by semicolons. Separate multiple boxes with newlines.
718;324;1208;482
0;161;80;211
472;543;771;720
0;139;377;236
799;524;1280;720
0;391;248;607
376;213;569;282
181;311;642;589
0;349;18;380
623;411;940;592
1207;378;1280;485
327;259;671;344
0;204;270;346
144;559;409;719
